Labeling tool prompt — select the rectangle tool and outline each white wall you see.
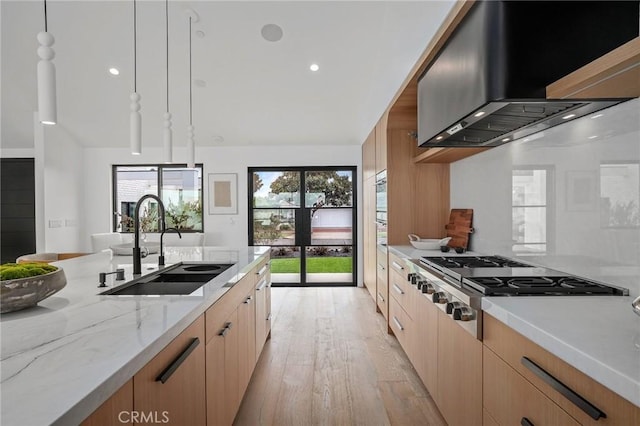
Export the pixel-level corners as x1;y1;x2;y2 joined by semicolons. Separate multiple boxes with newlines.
39;124;85;253
451;99;640;293
83;144;363;283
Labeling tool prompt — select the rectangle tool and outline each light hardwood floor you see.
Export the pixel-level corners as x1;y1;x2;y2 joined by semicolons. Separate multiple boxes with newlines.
234;287;446;426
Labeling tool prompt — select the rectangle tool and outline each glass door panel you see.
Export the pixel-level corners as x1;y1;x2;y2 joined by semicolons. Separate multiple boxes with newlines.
249;167;356;286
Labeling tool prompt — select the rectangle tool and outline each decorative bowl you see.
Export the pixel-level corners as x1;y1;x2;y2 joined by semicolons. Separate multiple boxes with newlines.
408;235;452;250
0;267;67;313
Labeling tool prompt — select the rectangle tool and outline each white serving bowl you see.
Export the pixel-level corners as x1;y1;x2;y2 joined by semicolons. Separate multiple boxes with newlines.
408;235;451;250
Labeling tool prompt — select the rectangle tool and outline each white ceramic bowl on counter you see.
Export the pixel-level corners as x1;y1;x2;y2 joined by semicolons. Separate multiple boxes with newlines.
408;234;451;250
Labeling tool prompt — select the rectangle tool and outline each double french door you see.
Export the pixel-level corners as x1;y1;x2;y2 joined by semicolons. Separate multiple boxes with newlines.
248;166;356;286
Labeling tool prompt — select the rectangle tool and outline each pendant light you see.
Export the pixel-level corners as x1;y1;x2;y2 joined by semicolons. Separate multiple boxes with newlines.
163;0;173;163
186;11;196;168
37;0;57;125
130;0;142;155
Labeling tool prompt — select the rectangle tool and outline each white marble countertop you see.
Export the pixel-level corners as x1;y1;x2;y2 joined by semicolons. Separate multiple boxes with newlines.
0;246;270;426
389;244;640;408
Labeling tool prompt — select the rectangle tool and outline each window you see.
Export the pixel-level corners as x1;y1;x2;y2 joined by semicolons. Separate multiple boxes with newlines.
600;162;640;228
512;167;553;254
112;164;203;232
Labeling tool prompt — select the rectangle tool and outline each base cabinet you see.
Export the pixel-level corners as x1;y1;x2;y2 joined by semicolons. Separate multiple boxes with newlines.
81;380;133;426
81;255;271;426
483;313;640;426
133;316;206;426
436;309;482;426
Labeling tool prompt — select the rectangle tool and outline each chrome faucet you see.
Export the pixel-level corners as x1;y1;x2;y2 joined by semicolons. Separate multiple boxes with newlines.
133;194;166;275
159;227;182;266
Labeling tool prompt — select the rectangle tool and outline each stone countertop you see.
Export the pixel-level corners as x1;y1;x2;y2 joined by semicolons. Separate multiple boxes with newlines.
0;246;270;426
388;244;640;408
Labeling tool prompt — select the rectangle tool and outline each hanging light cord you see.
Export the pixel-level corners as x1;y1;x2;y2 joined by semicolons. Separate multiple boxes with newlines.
43;0;48;32
133;0;137;92
189;17;193;125
165;0;169;111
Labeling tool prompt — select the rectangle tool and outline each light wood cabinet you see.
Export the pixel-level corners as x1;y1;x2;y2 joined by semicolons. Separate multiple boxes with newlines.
414;292;438;397
375;246;388;320
81;380;133;426
483;346;580;426
238;289;256;398
483;313;640;426
133;316;206;426
255;259;271;356
388;252;414;320
206;308;239;426
436;309;482;426
362;175;377;303
374;115;388;173
362;128;376;182
388;296;414;359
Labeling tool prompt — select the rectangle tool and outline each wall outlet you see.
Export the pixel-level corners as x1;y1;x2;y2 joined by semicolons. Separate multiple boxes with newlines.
48;219;63;228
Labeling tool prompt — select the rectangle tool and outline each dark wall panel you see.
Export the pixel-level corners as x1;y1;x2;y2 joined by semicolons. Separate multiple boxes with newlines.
1;158;36;263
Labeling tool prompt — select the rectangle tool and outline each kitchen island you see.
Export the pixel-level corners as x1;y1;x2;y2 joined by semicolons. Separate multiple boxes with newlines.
389;245;640;411
0;246;270;426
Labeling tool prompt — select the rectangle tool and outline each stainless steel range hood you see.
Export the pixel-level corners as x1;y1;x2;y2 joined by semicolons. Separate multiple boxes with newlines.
417;0;639;148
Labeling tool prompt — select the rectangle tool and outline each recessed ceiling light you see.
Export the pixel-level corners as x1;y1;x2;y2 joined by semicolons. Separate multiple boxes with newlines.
41;121;56;126
474;111;485;118
261;24;283;42
588;135;598;139
562;114;576;120
591;113;603;119
310;63;319;72
501;138;510;142
109;68;120;76
435;136;443;140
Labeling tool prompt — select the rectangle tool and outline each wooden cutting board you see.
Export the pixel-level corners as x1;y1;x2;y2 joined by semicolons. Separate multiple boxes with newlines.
444;209;474;250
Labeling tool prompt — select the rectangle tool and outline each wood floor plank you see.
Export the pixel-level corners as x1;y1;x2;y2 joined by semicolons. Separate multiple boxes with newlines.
235;287;445;426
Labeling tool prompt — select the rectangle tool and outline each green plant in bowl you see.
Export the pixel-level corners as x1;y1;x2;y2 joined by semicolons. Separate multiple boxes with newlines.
0;262;67;313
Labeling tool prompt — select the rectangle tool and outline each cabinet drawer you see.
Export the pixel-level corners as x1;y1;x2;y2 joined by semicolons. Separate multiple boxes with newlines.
376;278;388;320
388;268;413;319
484;314;640;425
484;346;580;426
389;296;413;355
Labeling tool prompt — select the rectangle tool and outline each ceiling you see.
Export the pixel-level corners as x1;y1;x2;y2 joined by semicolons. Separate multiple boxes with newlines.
1;1;455;150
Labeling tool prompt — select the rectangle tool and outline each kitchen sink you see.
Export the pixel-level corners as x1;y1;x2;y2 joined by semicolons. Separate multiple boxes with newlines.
101;263;234;296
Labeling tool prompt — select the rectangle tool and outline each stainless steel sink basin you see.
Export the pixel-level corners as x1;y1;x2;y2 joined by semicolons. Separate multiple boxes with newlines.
101;263;234;296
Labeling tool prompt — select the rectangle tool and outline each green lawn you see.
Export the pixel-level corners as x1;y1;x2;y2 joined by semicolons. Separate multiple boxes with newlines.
270;257;352;273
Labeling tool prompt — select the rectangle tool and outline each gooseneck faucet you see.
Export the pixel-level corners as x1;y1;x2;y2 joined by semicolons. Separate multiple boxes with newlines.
133;194;166;275
159;227;182;266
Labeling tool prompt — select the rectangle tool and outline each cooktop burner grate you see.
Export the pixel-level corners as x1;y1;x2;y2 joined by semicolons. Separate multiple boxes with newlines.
422;255;532;269
463;276;621;296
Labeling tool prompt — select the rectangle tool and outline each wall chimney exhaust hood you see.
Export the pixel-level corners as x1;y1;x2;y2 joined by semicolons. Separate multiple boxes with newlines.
417;0;639;148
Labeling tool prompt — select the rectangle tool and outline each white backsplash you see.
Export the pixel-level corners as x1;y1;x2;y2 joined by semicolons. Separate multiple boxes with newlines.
451;98;640;294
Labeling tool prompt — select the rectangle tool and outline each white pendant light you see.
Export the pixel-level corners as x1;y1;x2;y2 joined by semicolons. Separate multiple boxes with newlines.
163;0;173;163
185;10;198;168
37;0;57;125
130;0;142;155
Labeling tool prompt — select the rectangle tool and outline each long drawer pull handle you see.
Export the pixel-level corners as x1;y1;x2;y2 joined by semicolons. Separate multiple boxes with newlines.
391;261;404;271
521;418;534;426
156;337;200;384
393;283;404;295
256;264;269;276
219;321;233;337
521;357;606;420
392;316;404;331
256;278;267;291
377;292;385;302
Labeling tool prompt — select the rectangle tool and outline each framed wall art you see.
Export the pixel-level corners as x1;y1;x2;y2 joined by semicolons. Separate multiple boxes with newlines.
208;173;238;215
